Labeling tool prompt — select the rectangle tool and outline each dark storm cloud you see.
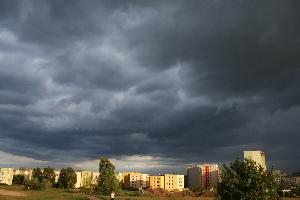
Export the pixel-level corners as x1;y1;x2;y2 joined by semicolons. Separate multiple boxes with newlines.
0;0;299;172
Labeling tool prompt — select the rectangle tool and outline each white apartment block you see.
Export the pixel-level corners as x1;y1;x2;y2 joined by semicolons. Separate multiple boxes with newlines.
74;171;99;188
164;174;184;191
119;172;149;189
0;168;13;185
54;170;60;183
13;168;33;180
75;171;82;188
244;150;266;170
140;173;149;188
128;172;141;189
92;172;100;184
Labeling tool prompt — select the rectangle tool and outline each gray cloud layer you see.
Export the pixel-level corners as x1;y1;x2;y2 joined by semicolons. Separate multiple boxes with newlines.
0;0;299;172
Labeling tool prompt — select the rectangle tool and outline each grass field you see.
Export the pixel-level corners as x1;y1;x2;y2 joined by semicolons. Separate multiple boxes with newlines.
0;185;299;200
0;185;88;200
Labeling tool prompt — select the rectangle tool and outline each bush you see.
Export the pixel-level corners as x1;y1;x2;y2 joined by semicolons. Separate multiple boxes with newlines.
13;174;25;185
24;178;52;190
291;188;300;197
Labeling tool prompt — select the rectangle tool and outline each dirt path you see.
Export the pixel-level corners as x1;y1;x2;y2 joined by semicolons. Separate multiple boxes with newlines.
0;188;27;197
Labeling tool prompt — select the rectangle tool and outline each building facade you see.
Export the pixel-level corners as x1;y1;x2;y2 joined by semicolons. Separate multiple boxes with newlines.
74;171;99;188
0;168;13;185
92;172;100;185
75;171;82;188
120;172;149;189
54;170;60;183
164;174;184;192
148;175;165;189
140;173;149;189
187;165;202;189
243;150;266;170
14;168;33;180
199;164;220;189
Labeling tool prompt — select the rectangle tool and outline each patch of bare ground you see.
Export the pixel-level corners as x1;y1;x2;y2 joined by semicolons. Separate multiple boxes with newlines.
0;188;27;197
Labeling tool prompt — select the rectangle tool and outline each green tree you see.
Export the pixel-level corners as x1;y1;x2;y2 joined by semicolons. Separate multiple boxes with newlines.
43;166;56;185
12;174;25;185
217;159;279;200
32;168;43;182
98;157;119;195
24;178;52;191
58;167;77;189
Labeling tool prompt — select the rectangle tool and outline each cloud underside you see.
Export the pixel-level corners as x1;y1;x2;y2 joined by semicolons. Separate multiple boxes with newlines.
0;0;299;171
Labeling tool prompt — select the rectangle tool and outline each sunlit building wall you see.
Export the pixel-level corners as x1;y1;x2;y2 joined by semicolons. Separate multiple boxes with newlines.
244;150;266;170
164;174;184;191
148;175;165;189
0;168;13;185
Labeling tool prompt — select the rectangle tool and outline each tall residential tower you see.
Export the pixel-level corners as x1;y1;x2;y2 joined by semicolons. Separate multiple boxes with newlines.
243;150;266;170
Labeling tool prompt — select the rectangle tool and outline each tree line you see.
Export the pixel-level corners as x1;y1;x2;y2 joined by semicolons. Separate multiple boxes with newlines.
12;157;119;195
12;157;295;199
13;166;78;190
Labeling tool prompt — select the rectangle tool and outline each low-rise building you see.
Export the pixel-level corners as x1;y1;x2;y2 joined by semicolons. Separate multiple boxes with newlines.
282;176;294;187
272;170;286;185
148;175;164;189
0;168;14;185
140;173;149;189
119;172;149;189
164;174;184;192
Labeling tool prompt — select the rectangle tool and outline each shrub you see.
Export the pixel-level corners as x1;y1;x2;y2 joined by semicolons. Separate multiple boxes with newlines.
24;178;52;190
13;174;25;185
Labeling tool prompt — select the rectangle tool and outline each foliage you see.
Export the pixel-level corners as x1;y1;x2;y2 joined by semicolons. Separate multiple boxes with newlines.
190;186;205;193
217;158;279;200
12;174;25;185
58;167;77;189
43;166;56;185
97;157;120;195
24;178;52;190
32;168;43;182
0;184;89;199
292;187;300;196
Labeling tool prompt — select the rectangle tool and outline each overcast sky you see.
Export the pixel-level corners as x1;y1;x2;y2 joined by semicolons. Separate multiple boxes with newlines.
0;0;299;173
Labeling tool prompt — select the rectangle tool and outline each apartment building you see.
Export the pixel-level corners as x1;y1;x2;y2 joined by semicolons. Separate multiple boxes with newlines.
244;150;266;170
119;172;149;189
75;171;82;188
187;165;202;189
140;173;149;188
0;168;13;185
14;168;33;180
74;171;99;188
54;170;60;183
199;164;220;189
81;171;93;187
92;172;100;185
164;174;184;192
148;175;164;189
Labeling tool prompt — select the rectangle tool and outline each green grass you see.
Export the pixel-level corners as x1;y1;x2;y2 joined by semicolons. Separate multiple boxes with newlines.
0;185;89;200
1;185;299;200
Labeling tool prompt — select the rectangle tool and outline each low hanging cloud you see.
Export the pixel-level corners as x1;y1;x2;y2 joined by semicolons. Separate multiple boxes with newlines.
0;0;299;172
